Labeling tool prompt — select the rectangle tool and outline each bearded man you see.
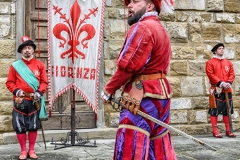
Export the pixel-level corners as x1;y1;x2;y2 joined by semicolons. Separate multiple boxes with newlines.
6;36;48;160
101;0;176;159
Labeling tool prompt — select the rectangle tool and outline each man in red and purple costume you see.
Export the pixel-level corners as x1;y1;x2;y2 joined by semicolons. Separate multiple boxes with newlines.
101;0;176;159
6;36;48;160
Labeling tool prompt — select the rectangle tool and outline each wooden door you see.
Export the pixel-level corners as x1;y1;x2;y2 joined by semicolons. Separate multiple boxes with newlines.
25;0;96;130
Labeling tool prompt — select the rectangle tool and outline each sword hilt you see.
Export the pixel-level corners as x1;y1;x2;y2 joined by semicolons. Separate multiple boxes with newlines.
109;96;122;112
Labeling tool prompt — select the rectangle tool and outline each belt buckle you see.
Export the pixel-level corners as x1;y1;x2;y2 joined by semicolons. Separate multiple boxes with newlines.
135;80;143;90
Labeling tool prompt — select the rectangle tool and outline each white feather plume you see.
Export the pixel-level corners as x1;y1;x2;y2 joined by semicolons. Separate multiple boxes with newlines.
161;0;175;14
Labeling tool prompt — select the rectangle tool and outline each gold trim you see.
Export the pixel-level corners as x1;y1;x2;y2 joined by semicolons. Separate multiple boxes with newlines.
160;79;169;99
118;124;150;137
150;130;169;140
142;79;172;99
143;92;172;99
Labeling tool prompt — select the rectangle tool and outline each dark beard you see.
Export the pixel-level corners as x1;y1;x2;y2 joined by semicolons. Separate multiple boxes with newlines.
127;8;146;26
22;52;32;59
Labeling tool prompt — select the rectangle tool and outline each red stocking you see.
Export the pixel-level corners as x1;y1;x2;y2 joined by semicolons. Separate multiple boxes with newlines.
28;131;38;151
223;116;230;132
223;115;236;137
210;116;219;134
16;133;27;152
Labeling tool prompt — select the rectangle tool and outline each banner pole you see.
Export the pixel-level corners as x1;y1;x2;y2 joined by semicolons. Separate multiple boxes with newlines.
50;88;97;149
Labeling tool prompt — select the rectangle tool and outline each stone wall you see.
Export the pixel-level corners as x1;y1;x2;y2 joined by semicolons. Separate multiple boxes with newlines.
0;0;16;144
0;0;240;144
103;0;240;135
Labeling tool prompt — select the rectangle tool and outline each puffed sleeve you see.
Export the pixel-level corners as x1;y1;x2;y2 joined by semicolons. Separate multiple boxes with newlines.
104;24;154;95
205;60;221;84
37;61;48;94
6;65;19;95
227;61;235;84
117;24;153;73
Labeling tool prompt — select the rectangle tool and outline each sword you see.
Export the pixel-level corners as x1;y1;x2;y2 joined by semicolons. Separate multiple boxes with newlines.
110;97;217;151
225;91;233;133
34;100;47;150
40;120;47;150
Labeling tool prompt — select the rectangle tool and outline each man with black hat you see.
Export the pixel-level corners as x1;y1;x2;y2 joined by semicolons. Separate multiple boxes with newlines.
101;0;176;159
6;36;48;159
205;43;236;138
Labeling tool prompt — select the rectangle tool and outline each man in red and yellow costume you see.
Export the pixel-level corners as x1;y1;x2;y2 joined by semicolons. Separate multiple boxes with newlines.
206;43;236;138
101;0;176;159
6;36;48;159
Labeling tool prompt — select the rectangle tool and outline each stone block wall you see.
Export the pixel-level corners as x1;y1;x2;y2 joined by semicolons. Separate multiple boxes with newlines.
103;0;240;135
0;0;16;144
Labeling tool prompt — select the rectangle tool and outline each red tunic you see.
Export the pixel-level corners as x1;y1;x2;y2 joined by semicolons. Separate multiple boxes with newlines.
206;57;235;92
104;15;172;99
107;13;176;160
6;58;48;98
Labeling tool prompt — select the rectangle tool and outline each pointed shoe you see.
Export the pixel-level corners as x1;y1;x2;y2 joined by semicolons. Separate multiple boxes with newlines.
226;131;236;138
28;150;38;159
19;151;27;160
212;132;223;138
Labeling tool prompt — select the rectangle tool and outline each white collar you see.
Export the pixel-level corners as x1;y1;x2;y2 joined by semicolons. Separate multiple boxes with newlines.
139;12;158;21
213;55;225;60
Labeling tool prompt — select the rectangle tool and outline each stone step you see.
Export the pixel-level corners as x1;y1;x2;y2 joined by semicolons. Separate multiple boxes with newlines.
2;128;117;145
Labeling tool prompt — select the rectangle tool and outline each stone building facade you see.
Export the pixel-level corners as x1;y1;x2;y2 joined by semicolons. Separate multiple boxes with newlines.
103;0;240;135
0;0;240;144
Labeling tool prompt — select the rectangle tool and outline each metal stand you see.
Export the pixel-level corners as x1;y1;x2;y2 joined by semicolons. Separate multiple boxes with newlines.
50;89;97;150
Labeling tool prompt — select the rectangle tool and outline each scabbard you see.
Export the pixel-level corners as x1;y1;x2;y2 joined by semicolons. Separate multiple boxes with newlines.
225;91;233;133
34;101;40;110
209;94;217;108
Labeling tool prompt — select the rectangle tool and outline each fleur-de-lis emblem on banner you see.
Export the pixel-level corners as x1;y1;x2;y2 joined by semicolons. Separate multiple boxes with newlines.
52;0;98;63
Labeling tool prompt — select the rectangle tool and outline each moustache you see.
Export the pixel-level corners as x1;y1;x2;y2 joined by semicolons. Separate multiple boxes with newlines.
128;9;134;15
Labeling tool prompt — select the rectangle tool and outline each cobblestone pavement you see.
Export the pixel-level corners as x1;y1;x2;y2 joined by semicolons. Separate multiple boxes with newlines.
0;131;240;160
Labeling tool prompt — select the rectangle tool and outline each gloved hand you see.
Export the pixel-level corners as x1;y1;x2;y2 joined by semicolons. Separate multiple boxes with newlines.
101;91;111;105
30;92;41;101
17;90;25;97
222;82;231;90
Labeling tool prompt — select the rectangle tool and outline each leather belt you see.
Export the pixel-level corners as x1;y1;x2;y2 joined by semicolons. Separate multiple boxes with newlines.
134;73;166;81
16;92;33;100
24;92;32;98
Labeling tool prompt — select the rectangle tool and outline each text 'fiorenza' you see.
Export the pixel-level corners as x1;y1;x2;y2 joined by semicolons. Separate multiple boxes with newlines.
51;65;96;80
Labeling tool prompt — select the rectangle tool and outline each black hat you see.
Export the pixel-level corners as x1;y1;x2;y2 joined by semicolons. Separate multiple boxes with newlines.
211;43;224;54
17;36;36;53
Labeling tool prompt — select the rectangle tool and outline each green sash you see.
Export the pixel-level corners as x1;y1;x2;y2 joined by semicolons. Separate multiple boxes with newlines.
12;60;48;120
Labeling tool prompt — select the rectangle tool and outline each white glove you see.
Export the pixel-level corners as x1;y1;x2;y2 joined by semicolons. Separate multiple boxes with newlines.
101;91;111;104
221;82;231;90
30;92;41;100
17;90;25;97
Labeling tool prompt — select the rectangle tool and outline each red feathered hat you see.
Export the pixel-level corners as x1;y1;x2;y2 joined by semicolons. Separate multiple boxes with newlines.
124;0;174;14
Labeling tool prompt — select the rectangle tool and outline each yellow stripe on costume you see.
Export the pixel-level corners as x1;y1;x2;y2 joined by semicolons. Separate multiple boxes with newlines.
119;124;150;137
